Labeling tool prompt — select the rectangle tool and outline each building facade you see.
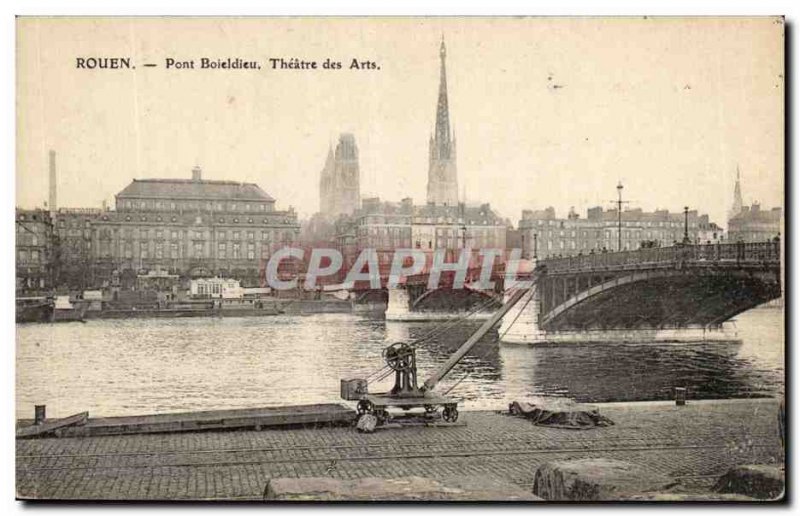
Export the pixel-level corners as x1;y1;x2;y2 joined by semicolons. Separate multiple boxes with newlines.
16;208;55;293
90;166;300;287
519;206;722;259
427;39;459;207
727;203;782;243
54;208;103;289
333;196;509;282
319;133;361;217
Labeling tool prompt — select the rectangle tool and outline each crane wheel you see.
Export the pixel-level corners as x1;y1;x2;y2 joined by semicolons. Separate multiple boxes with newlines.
356;399;373;416
442;406;459;423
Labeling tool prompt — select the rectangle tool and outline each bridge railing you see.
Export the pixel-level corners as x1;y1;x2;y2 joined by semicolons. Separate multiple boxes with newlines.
540;241;780;274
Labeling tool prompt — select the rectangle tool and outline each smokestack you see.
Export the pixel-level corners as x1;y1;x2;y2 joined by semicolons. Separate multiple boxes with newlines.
48;150;57;215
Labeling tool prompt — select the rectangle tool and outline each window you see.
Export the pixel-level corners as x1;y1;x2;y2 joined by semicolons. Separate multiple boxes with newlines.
218;243;226;259
18;250;28;262
193;242;204;258
155;242;163;259
171;230;178;240
247;231;254;240
170;243;179;259
140;242;148;259
247;243;255;260
232;243;241;259
155;229;163;239
217;231;226;241
124;244;132;258
233;231;240;240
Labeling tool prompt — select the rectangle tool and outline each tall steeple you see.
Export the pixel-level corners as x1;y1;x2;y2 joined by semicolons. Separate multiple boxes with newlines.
427;36;459;206
435;36;451;157
729;165;743;221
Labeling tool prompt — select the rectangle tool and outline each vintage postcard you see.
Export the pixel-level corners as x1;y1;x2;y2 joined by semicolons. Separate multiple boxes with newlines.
15;16;784;502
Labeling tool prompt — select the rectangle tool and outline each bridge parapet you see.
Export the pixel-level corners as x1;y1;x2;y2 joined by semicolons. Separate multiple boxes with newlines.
539;241;780;275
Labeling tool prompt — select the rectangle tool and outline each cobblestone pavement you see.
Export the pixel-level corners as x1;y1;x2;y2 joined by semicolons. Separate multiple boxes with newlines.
17;399;783;500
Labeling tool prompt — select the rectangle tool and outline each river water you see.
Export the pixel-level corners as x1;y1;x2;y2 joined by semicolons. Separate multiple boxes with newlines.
16;307;784;419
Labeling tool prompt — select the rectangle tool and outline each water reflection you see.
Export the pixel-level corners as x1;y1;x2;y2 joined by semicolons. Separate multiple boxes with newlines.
16;308;783;418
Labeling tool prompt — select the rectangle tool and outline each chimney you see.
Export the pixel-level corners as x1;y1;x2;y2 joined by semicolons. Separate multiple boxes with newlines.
192;165;202;181
48;150;57;216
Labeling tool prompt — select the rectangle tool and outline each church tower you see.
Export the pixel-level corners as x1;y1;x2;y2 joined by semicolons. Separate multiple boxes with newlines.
427;37;459;206
319;134;361;217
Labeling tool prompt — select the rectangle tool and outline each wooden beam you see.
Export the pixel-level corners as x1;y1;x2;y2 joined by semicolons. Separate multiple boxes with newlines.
16;412;88;439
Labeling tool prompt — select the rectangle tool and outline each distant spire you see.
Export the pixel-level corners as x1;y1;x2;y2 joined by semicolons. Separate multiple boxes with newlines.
730;164;744;220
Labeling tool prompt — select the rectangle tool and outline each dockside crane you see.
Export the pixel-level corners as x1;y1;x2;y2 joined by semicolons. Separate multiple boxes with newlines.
340;286;532;427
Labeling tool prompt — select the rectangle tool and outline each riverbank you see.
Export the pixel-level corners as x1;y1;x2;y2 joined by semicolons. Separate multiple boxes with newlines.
16;398;783;501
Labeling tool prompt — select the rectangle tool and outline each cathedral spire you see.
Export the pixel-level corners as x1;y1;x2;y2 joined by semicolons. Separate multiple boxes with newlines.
435;36;451;155
427;37;459;206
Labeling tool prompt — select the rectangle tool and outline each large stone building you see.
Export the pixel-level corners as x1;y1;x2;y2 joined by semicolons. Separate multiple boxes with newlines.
90;166;300;287
728;203;782;243
427;38;459;206
334;196;509;281
15;208;55;293
319;133;361;217
519;206;722;259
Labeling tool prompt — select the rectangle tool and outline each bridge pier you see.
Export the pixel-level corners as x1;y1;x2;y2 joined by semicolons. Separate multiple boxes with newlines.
385;285;500;322
385;287;412;321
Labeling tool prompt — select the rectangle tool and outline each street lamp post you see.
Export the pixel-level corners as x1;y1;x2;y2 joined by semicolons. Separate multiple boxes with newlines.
683;206;689;244
533;232;538;260
616;182;624;251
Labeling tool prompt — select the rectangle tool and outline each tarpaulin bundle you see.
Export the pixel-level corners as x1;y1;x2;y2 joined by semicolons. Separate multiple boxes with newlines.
509;399;614;429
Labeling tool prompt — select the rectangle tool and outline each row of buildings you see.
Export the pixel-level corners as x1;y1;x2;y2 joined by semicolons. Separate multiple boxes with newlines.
16;165;301;293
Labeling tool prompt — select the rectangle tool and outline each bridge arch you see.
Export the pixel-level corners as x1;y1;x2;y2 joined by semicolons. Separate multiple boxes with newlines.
540;268;781;331
410;286;501;312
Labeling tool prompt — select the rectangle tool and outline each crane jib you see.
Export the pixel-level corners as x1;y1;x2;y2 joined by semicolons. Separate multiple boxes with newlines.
422;288;530;392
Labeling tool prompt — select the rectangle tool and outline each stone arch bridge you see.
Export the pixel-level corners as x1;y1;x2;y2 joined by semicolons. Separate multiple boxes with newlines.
534;241;781;332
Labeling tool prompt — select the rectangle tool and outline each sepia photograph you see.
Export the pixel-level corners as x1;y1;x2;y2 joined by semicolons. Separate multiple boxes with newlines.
13;16;785;502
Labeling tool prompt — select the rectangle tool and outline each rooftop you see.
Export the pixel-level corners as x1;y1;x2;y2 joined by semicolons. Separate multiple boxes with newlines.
117;178;275;203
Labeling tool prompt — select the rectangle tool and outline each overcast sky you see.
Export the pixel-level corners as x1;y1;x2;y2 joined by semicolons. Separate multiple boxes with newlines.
16;17;784;226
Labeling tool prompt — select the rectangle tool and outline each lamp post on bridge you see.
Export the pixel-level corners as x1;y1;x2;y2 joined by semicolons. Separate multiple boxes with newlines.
616;182;624;252
683;206;690;245
533;232;538;261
